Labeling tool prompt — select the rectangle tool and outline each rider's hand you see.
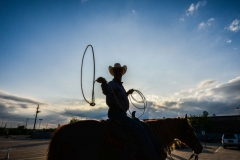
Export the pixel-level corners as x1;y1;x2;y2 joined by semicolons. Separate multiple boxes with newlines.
96;77;107;83
127;89;134;95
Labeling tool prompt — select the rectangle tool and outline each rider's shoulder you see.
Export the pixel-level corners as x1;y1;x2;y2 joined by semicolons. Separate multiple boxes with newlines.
108;80;119;88
108;80;114;85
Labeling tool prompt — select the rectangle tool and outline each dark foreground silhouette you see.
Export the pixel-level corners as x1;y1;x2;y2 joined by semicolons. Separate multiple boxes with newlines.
48;115;202;160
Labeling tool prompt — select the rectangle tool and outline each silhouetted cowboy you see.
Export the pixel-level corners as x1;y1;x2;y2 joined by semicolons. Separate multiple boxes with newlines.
96;63;159;160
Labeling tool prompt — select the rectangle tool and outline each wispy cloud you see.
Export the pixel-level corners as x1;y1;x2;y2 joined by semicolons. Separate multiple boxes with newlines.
208;18;214;22
180;18;185;22
0;91;47;105
210;36;222;47
226;39;232;43
81;0;88;3
186;1;207;16
199;18;215;29
199;22;206;28
198;80;216;88
228;19;240;32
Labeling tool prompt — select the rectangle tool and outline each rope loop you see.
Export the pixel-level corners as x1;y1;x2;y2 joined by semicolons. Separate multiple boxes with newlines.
81;45;96;106
128;89;147;118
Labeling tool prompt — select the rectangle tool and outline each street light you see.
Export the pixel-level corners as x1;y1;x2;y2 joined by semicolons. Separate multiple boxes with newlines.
38;119;43;129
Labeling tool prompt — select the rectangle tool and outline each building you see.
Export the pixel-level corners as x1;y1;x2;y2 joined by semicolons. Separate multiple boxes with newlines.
192;115;240;142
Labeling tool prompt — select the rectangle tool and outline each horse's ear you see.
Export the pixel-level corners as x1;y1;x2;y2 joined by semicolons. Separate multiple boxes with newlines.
184;114;188;119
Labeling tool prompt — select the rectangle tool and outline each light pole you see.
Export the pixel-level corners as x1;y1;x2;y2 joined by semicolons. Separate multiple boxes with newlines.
1;118;4;127
33;105;41;131
38;119;43;129
236;107;240;115
25;118;29;129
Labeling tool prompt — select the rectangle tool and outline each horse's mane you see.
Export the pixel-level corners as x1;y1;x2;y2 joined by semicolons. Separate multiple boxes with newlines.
144;118;185;147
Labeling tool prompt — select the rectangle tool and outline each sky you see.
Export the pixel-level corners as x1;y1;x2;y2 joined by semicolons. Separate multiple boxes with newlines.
0;0;240;129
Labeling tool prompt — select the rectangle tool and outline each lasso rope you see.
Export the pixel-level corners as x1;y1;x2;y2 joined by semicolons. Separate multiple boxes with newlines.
80;44;147;118
108;84;147;118
80;45;96;106
108;84;132;117
128;90;147;118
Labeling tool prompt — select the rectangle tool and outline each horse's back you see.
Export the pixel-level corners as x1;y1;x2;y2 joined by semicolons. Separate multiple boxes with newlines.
48;120;109;160
48;119;153;160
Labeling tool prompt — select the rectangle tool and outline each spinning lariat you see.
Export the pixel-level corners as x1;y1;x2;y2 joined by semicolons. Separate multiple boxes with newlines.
80;45;96;106
80;45;147;118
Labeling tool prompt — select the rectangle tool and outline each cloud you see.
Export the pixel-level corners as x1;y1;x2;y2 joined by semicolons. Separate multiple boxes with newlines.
199;22;206;28
226;39;232;43
131;10;138;16
1;76;240;125
60;98;108;119
0;90;48;122
81;0;88;3
0;89;108;128
0;91;46;105
228;19;240;32
210;36;222;47
209;76;240;99
199;18;215;29
208;18;214;22
144;76;240;118
0;90;51;128
62;107;107;120
198;80;216;88
180;18;185;22
186;1;207;16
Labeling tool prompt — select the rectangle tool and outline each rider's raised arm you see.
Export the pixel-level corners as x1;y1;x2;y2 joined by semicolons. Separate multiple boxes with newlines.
96;77;108;95
101;82;108;95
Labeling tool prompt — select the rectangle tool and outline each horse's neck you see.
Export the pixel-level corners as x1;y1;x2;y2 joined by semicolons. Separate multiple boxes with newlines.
148;119;181;147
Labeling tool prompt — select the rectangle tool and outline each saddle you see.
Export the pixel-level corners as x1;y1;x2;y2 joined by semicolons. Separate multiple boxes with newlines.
100;116;167;159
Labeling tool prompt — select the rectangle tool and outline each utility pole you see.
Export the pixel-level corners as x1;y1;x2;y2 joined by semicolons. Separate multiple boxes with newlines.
33;105;41;131
1;118;4;127
236;107;240;115
25;118;29;129
38;119;43;129
46;123;48;129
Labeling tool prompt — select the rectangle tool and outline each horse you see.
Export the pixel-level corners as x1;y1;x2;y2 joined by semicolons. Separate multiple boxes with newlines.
47;114;202;160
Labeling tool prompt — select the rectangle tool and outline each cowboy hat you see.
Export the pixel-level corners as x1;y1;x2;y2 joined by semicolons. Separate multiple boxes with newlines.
108;63;127;76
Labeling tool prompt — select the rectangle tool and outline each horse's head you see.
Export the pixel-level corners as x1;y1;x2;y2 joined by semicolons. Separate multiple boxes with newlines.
178;114;203;154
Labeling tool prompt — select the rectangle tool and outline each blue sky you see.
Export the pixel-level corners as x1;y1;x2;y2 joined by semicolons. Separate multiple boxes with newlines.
1;0;240;129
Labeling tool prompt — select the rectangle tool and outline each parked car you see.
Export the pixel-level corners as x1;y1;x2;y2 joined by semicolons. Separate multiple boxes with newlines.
222;133;240;149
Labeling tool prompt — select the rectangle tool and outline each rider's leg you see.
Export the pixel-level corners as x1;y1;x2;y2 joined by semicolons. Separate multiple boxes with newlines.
108;109;159;160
